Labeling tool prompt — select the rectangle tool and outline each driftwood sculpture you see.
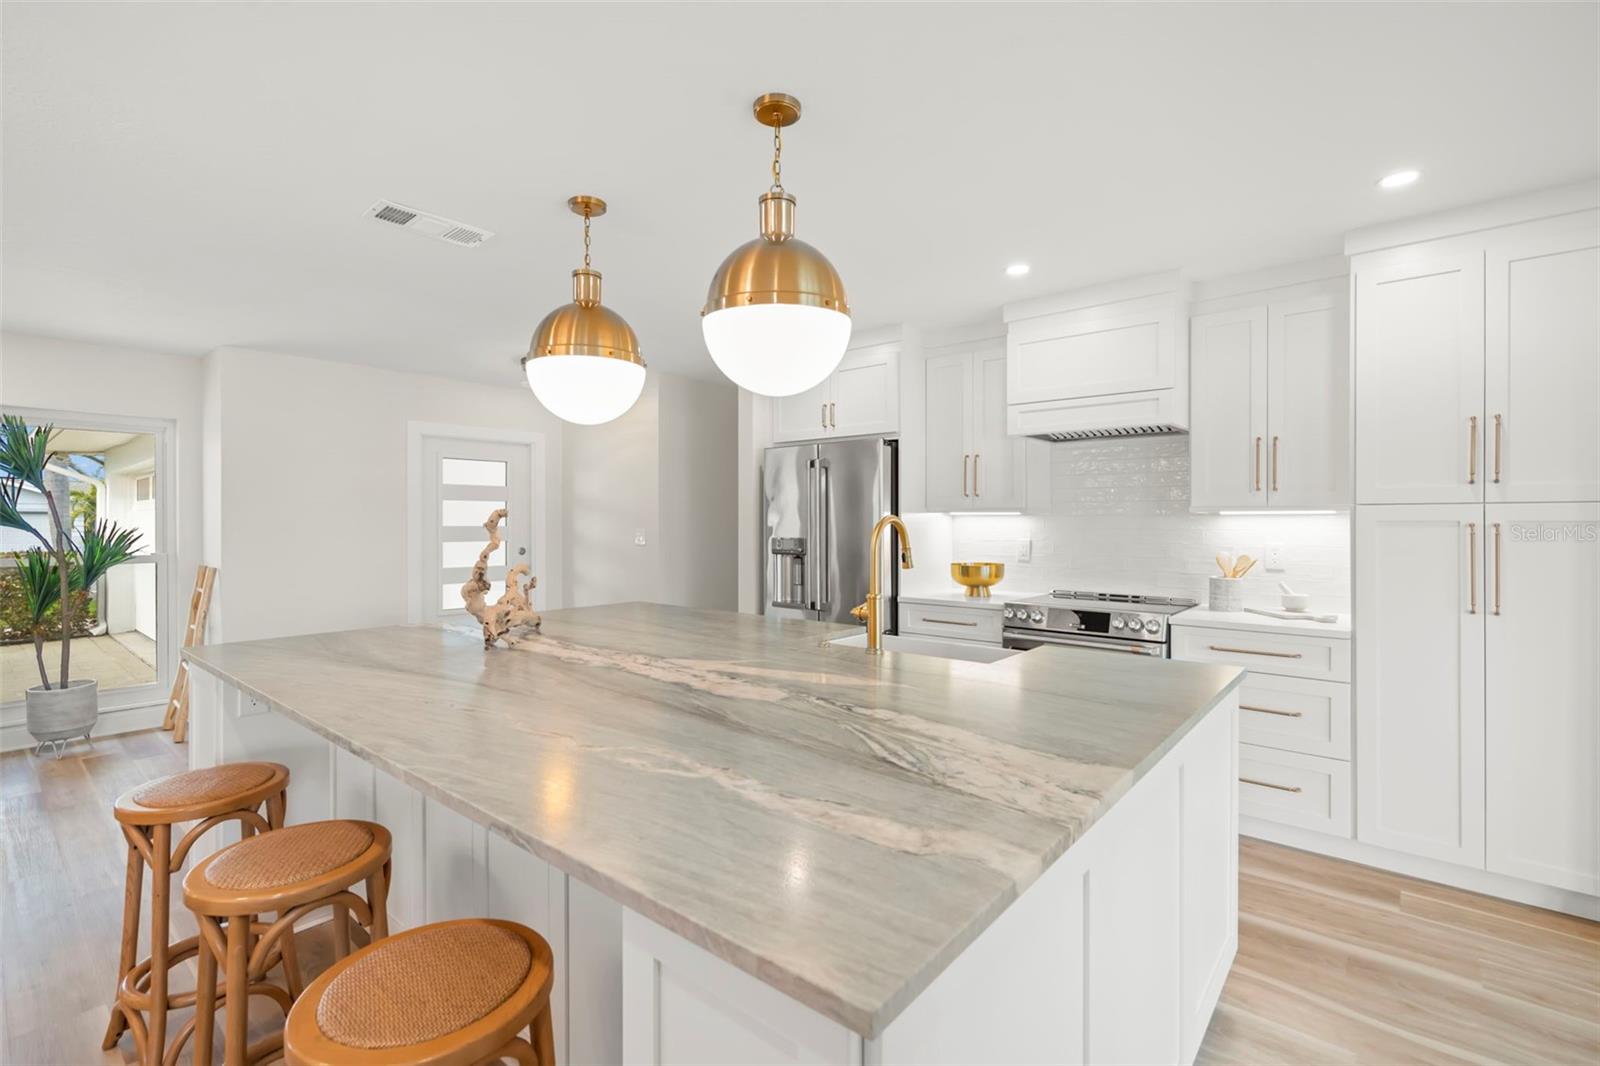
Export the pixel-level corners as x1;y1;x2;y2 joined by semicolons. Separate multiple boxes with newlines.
461;508;542;647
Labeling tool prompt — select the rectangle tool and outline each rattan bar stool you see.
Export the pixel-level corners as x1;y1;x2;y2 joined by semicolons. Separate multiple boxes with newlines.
282;918;555;1066
104;761;290;1066
183;818;392;1066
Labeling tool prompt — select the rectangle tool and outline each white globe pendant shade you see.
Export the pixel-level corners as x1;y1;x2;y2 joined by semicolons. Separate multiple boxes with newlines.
524;353;646;426
702;303;852;397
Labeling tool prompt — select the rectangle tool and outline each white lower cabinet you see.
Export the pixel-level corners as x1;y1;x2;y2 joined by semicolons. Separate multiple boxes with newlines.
1175;622;1353;841
1356;501;1599;897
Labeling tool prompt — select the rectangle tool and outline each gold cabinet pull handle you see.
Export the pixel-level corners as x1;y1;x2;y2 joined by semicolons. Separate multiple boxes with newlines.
1468;416;1478;484
1241;704;1304;718
973;453;980;496
1241;776;1303;794
921;617;978;627
1492;521;1502;616
1492;413;1502;484
1254;436;1262;492
829;402;836;429
1271;435;1280;492
962;454;969;497
1467;522;1477;615
1208;644;1303;659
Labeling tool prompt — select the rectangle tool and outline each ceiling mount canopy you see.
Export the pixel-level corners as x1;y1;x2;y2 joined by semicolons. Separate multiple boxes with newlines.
522;195;647;426
702;92;852;398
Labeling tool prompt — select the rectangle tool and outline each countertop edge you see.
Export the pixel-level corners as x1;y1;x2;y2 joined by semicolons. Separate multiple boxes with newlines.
1172;608;1352;637
184;646;1246;1038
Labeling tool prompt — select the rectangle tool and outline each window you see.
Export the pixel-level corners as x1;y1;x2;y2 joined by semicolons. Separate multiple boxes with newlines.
1;416;168;708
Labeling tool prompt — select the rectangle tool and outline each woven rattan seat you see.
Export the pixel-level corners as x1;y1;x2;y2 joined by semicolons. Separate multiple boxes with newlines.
317;921;532;1049
284;919;554;1066
130;763;276;809
202;821;375;891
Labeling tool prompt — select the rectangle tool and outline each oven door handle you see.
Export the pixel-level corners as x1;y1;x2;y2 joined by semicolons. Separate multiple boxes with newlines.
1003;629;1165;656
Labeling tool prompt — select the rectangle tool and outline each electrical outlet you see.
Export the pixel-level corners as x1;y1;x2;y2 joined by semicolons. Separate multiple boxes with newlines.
1017;539;1032;562
634;529;647;546
1265;544;1285;572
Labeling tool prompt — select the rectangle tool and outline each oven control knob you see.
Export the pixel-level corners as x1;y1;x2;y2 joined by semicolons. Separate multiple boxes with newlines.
1030;611;1045;624
1142;618;1161;634
1002;608;1014;620
1111;616;1125;629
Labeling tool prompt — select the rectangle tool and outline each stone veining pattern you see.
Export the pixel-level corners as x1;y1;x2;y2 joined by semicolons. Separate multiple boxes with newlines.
186;602;1241;1036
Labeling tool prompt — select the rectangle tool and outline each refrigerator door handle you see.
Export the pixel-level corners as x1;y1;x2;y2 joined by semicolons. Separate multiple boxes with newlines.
817;458;832;611
806;458;819;611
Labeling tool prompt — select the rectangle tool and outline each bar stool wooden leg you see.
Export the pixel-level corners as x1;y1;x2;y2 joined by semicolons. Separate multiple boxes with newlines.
224;914;250;1065
366;860;391;940
102;836;146;1049
194;927;218;1066
331;903;352;960
147;824;173;1066
533;1005;556;1066
276;911;306;999
489;1035;539;1065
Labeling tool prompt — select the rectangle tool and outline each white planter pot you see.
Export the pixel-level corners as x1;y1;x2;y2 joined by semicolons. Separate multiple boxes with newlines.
26;678;99;748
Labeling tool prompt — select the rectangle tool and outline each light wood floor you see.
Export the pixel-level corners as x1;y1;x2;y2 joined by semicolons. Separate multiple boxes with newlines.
2;732;1597;1065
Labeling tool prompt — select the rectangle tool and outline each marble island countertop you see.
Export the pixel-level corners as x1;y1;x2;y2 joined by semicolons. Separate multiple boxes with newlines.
186;603;1242;1037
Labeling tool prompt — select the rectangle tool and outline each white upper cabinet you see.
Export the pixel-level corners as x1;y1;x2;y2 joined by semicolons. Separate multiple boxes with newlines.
1354;247;1486;504
1188;274;1348;511
1354;504;1486;868
1267;292;1349;509
1485;217;1600;503
924;345;1027;512
770;341;900;443
1189;307;1268;510
1484;501;1600;896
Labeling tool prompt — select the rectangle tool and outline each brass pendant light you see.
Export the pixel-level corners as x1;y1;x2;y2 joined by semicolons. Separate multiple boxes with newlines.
701;93;851;397
522;195;647;425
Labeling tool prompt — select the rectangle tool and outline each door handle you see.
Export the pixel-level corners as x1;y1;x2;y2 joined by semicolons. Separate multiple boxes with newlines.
973;453;980;496
1492;414;1502;484
820;404;827;431
1492;521;1501;616
1271;436;1280;493
1467;522;1477;615
829;402;836;429
1468;416;1478;484
962;454;969;497
1254;436;1262;492
818;460;832;609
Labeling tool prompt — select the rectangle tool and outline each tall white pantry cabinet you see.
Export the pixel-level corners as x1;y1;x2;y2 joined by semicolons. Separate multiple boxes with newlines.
1352;201;1599;904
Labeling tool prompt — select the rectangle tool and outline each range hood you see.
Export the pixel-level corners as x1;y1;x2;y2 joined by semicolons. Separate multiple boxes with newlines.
1003;271;1189;441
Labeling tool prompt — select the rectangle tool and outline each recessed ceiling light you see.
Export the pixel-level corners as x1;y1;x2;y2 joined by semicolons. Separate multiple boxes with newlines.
1377;169;1421;190
1005;263;1030;277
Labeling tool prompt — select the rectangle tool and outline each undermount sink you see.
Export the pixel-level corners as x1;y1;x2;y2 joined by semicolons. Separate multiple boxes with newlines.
827;631;1020;664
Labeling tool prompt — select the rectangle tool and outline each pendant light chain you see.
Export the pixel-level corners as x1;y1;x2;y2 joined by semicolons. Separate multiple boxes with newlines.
770;121;783;193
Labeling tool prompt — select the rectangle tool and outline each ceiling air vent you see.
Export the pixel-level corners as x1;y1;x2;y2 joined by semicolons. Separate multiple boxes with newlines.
365;200;493;247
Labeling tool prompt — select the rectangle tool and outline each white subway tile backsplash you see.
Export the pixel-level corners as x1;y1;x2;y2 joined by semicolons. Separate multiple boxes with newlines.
906;435;1350;611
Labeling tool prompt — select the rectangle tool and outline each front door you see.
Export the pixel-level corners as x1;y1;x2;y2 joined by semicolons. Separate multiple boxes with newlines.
421;436;533;624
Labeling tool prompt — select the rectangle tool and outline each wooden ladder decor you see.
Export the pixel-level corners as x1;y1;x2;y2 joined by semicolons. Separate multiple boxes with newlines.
162;564;217;744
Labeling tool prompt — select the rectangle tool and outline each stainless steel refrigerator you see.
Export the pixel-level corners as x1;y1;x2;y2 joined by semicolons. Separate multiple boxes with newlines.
762;437;899;626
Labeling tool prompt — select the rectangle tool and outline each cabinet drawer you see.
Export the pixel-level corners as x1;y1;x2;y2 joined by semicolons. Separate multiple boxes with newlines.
1238;744;1352;838
899;603;1002;644
1171;625;1350;682
1238;675;1351;760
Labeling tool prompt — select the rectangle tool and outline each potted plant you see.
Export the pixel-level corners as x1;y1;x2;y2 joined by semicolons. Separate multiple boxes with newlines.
0;416;142;754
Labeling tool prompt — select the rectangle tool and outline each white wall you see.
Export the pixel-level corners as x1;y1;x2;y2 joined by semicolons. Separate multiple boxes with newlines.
204;346;567;642
563;377;661;608
658;373;737;610
902;435;1351;612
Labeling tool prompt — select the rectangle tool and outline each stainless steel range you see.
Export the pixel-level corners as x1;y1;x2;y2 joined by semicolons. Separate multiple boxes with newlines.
1001;589;1198;657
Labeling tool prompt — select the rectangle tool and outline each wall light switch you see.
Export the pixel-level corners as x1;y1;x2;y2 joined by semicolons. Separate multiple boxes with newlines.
1265;544;1284;572
634;529;647;546
1017;539;1032;563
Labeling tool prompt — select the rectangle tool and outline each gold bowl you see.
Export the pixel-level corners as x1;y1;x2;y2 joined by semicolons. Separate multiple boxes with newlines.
950;562;1006;598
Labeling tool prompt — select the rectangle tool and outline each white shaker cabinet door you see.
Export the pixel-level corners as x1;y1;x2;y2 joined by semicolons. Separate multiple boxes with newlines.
971;348;1025;511
924;352;973;512
1354;505;1485;867
1268;291;1349;509
1189;306;1267;511
1485;502;1600;895
830;343;900;438
771;377;833;443
1355;251;1485;504
1486;218;1600;503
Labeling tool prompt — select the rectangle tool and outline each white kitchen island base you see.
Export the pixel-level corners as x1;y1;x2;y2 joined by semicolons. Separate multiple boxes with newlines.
623;696;1237;1066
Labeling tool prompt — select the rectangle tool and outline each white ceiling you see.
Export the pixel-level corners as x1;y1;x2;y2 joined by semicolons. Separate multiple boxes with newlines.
4;3;1596;384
